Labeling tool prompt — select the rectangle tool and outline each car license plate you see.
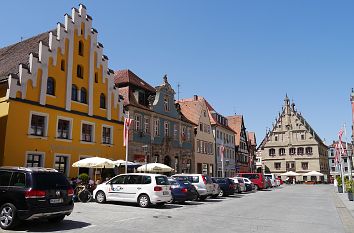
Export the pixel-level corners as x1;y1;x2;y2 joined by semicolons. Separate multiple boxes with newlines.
163;191;169;195
50;198;63;204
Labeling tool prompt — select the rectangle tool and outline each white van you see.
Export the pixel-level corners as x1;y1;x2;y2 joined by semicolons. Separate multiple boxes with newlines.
93;173;172;208
265;173;279;187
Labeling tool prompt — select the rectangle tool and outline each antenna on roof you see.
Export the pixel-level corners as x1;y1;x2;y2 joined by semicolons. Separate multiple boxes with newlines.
20;36;23;42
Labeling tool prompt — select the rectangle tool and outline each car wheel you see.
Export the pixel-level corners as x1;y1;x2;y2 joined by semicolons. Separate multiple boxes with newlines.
48;215;65;223
254;185;259;191
218;190;224;197
138;194;150;208
198;195;207;201
0;203;19;230
95;191;106;204
167;197;174;204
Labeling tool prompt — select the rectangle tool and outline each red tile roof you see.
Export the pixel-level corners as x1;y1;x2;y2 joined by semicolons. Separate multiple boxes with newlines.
227;115;243;145
114;69;155;93
0;30;53;78
177;100;202;125
247;132;256;146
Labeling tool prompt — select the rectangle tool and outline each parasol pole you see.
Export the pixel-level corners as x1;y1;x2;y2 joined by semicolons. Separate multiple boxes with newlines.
125;112;130;174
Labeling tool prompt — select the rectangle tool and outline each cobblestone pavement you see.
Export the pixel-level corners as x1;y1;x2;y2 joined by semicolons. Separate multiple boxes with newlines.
5;184;352;233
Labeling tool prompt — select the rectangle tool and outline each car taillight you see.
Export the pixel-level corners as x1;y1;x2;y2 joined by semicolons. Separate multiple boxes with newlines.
25;189;46;199
67;187;74;197
154;186;163;192
181;188;188;193
202;176;207;184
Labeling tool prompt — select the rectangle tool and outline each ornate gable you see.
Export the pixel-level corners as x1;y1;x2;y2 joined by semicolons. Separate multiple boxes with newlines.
4;4;123;121
260;95;324;148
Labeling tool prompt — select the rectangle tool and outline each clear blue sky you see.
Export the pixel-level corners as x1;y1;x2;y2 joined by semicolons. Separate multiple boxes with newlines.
1;1;353;145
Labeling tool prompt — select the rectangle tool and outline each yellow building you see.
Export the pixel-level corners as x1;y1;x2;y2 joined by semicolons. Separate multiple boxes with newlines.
0;4;125;178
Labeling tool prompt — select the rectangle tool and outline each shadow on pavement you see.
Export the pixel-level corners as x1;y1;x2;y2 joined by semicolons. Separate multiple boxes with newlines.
13;220;91;232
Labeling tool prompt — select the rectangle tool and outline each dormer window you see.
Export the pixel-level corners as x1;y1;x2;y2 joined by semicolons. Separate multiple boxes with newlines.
164;95;170;112
78;41;84;56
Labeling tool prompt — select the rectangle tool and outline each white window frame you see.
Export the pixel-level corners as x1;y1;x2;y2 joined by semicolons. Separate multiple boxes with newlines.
102;124;114;145
173;124;178;139
135;114;142;132
80;120;95;144
25;151;45;167
164;95;170;112
53;153;71;176
164;121;170;137
56;116;73;141
28;111;49;139
144;116;150;134
154;118;160;136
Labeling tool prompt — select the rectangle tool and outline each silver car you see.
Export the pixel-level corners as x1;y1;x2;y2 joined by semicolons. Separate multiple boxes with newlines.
172;174;214;201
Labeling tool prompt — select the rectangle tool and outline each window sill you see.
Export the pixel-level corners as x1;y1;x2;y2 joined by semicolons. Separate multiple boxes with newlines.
46;94;56;98
72;101;88;106
101;143;113;147
55;138;72;142
28;135;48;140
80;140;95;145
99;107;107;110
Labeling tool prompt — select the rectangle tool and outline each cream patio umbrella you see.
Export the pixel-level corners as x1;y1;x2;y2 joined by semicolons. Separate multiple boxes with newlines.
281;171;300;176
136;163;174;173
72;157;115;169
302;171;324;176
72;157;116;181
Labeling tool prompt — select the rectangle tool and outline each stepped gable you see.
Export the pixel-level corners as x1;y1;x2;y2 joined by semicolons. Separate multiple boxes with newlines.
0;30;53;78
114;69;155;93
258;95;325;149
2;3;121;115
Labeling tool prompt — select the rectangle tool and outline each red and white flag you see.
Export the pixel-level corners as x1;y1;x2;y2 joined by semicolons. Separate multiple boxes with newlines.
123;117;133;146
334;142;340;165
338;128;346;156
220;145;225;162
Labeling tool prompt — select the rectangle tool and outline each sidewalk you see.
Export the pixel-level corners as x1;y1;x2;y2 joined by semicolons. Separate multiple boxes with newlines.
335;191;354;217
333;186;354;233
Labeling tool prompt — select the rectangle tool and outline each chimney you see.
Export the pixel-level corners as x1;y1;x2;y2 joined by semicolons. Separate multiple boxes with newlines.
193;95;198;101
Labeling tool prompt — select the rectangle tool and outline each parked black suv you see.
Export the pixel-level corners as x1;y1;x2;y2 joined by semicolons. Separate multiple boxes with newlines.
0;167;74;230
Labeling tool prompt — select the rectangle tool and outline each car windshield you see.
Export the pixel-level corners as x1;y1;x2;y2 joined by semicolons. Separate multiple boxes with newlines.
174;176;199;183
155;176;169;185
169;180;178;185
237;178;244;183
32;172;69;189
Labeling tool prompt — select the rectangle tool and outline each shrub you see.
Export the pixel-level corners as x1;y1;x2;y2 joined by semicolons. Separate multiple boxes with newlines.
78;173;89;184
345;179;354;193
336;176;342;187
